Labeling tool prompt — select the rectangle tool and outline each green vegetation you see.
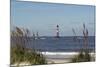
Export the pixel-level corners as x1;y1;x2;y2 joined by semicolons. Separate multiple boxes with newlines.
71;24;93;63
72;51;91;62
10;27;47;66
11;44;47;65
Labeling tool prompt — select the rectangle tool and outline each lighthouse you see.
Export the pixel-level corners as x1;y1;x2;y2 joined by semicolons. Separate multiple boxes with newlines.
56;25;60;38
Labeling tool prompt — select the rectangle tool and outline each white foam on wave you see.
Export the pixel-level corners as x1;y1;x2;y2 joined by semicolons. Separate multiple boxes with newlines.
41;52;79;55
41;52;95;56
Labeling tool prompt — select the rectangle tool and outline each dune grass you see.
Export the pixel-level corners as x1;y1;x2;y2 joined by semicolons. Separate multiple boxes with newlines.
71;24;93;63
71;51;91;62
11;27;47;66
11;44;47;65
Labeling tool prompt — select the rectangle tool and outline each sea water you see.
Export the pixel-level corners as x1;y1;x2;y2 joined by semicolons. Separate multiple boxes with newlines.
11;36;95;53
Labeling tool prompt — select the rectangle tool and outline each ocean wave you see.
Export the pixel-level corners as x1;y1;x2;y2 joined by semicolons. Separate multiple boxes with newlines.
41;52;79;55
41;51;95;56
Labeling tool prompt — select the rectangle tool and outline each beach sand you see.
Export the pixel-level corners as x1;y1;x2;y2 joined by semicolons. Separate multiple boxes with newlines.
10;52;95;66
42;52;95;64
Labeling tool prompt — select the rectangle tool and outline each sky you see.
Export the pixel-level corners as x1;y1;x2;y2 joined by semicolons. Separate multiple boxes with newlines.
11;0;95;36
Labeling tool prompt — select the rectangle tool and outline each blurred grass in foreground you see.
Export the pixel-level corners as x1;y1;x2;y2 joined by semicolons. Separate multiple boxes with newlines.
10;27;47;66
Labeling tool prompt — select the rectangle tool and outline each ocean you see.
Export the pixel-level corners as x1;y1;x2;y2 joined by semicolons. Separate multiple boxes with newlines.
11;36;95;53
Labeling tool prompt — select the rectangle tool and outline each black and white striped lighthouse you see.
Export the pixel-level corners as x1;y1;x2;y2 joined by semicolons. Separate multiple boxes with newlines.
56;25;60;38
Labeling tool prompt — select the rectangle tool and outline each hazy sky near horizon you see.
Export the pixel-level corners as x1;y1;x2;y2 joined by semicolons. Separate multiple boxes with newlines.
11;0;95;36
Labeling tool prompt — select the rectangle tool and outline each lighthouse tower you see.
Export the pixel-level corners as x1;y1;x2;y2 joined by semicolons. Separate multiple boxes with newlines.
56;25;60;38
